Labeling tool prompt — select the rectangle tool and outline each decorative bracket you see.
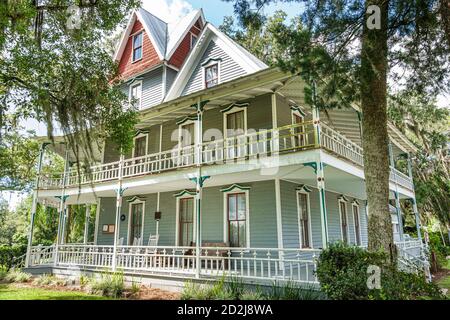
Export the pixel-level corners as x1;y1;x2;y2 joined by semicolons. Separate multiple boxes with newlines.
54;195;70;202
191;100;210;113
189;175;210;188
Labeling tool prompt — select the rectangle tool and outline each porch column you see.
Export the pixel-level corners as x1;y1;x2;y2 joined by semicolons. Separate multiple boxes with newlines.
84;204;90;244
312;83;329;248
407;154;422;241
54;148;70;266
25;142;49;268
112;154;125;271
275;178;284;269
192;99;209;279
389;142;404;241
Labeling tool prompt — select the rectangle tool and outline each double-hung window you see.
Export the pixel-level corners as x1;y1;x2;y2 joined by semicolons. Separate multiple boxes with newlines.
227;193;247;247
339;200;349;244
353;204;361;246
130;82;142;109
297;192;311;248
132;31;143;62
205;64;219;88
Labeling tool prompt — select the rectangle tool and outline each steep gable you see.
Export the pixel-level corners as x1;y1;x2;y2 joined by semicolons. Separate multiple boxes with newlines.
117;19;162;79
168;18;203;69
165;24;268;101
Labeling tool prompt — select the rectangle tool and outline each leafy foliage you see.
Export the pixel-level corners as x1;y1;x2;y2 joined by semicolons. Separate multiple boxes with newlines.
316;242;445;300
0;0;141;184
0;245;26;271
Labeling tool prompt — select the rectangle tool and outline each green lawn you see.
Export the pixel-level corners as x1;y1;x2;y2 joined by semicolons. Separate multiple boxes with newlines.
0;284;109;300
436;259;450;297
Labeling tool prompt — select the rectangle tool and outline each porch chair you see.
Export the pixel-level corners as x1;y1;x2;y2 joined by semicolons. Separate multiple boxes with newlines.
147;234;159;247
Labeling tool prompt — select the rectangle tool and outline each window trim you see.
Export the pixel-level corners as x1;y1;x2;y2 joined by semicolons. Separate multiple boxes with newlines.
338;198;349;244
296;190;313;249
352;202;362;246
175;192;197;246
132;131;148;158
132;31;143;63
223;189;250;248
190;33;198;49
127;198;146;245
222;105;248;140
129;80;143;110
202;60;221;89
178;118;197;147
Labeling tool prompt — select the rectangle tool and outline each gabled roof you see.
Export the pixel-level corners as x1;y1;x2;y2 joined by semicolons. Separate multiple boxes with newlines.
166;9;206;60
164;23;268;101
114;9;168;61
113;8;205;63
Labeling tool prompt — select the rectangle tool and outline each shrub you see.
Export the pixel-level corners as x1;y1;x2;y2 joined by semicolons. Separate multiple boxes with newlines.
428;232;450;270
89;270;124;298
33;274;55;286
0;265;7;281
4;269;32;283
316;242;446;300
0;245;27;270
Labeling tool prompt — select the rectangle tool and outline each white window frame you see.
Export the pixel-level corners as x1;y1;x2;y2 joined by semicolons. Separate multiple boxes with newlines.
132;132;148;158
132;31;143;63
352;202;362;246
190;33;198;49
202;60;221;89
127;198;146;245
296;190;313;249
175;193;197;246
222;105;248;140
338;198;349;244
223;189;250;248
178;119;197;148
129;80;143;110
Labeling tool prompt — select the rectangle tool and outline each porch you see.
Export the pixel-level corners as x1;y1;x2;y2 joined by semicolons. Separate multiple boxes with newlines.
23;239;428;286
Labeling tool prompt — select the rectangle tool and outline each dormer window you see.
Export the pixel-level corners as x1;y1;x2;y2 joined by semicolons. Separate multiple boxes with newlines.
129;81;142;109
205;64;219;88
132;31;143;62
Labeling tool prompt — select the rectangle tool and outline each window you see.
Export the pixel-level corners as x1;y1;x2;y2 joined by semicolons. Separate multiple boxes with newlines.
133;134;147;158
190;33;198;49
339;200;349;244
130;82;142;109
178;197;194;246
227;193;247;247
129;202;144;245
352;204;361;246
132;31;143;62
205;64;219;88
223;106;247;159
297;192;311;248
292;110;306;147
180;122;195;147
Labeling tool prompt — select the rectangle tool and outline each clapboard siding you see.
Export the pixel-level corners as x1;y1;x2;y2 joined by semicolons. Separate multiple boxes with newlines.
182;39;246;96
141;67;164;109
95;180;368;250
166;67;178;93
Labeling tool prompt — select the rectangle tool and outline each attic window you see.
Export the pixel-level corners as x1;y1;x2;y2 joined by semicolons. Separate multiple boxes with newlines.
133;31;143;62
190;34;198;49
204;64;219;88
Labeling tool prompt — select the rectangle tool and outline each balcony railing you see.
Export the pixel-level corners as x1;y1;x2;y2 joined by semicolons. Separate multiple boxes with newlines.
39;122;413;191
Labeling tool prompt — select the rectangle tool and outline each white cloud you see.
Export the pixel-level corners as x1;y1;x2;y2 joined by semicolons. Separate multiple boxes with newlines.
141;0;194;24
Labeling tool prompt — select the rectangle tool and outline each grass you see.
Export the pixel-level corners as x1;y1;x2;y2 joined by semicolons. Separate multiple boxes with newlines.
436;258;450;297
0;283;110;300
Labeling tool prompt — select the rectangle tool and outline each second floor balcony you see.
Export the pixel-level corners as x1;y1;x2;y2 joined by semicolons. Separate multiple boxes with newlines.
39;121;414;192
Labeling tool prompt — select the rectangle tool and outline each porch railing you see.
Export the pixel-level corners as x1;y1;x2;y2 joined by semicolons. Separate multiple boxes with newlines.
34;244;321;285
38;122;413;191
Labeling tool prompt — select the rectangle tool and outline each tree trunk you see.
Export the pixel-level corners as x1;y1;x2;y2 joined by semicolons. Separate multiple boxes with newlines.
361;1;395;262
440;0;450;47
